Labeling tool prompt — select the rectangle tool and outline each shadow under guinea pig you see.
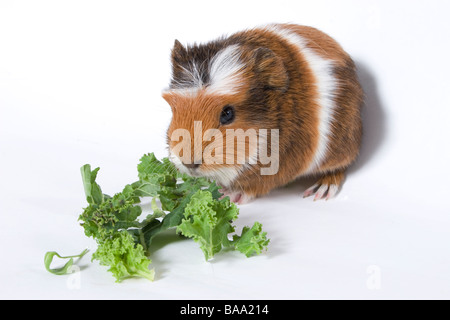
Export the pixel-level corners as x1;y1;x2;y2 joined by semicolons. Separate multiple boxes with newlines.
348;60;387;175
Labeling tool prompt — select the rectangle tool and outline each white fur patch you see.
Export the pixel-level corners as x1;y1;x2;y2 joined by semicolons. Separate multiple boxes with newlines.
197;166;241;188
169;151;189;175
264;25;337;173
164;44;245;97
182;61;204;89
206;44;246;95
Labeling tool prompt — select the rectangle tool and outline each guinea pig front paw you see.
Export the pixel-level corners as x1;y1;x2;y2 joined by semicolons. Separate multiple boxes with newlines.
235;193;253;205
219;188;253;205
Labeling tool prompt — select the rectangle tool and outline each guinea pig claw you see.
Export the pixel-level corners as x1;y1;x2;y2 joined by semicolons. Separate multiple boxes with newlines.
325;184;339;200
303;184;319;198
303;183;339;201
313;185;329;201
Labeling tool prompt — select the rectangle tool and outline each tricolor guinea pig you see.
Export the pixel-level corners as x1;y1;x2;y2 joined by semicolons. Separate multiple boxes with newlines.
162;24;363;204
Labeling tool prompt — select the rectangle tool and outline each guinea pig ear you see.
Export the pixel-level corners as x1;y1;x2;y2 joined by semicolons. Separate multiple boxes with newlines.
172;39;187;62
252;47;288;92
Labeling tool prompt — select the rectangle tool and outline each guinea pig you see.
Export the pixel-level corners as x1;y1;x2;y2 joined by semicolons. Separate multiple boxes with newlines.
162;23;363;204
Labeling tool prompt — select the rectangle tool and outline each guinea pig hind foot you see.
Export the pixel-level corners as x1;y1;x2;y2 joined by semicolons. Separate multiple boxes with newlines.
303;169;346;201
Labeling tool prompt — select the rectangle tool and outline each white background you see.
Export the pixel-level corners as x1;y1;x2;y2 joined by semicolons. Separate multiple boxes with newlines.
1;0;450;300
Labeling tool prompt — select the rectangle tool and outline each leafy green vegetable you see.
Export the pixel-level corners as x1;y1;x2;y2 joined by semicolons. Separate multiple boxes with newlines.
44;249;89;275
92;231;154;283
46;152;269;282
233;222;270;257
177;190;238;260
81;165;103;205
177;190;270;260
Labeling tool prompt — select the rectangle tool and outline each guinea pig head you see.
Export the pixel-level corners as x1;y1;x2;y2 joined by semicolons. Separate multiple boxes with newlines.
162;40;287;187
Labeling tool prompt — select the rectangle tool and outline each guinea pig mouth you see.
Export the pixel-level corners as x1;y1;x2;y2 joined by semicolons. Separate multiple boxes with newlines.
175;163;196;176
168;152;241;187
181;164;206;178
186;167;201;177
176;163;207;180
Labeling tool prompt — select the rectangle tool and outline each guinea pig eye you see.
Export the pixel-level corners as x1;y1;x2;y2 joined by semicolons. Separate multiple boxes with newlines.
219;105;235;125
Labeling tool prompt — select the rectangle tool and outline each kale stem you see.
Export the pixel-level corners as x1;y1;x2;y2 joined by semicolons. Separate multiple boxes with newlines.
138;229;149;256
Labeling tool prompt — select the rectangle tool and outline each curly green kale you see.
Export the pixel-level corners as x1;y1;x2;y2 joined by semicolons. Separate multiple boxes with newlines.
177;190;270;261
70;153;270;282
77;154;217;281
92;231;154;282
233;222;270;257
177;190;238;260
79;176;141;240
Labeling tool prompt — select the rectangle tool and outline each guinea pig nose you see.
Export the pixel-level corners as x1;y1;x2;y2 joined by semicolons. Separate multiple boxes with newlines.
184;163;200;169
